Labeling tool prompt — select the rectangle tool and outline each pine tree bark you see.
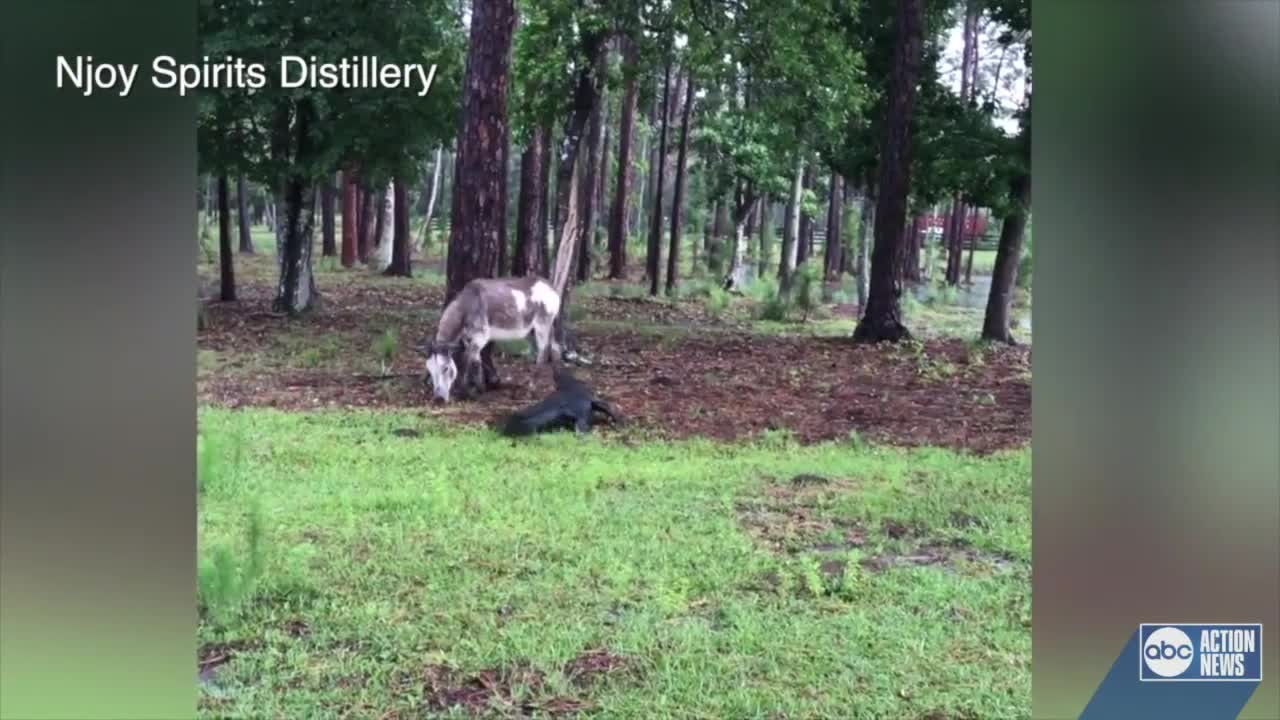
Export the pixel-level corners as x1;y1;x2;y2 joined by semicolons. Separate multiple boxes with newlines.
982;170;1030;343
341;170;357;267
856;184;874;307
320;176;337;257
545;31;609;355
724;189;759;290
578;49;607;283
236;174;254;254
945;0;981;286
537;124;553;277
514;127;546;276
217;173;236;301
498;126;512;277
608;37;640;280
647;54;672;296
372;190;387;249
824;172;844;279
797;161;815;265
853;0;924;342
597;93;612;246
385;176;412;276
666;72;696;295
357;187;375;262
904;215;922;282
756;195;771;278
445;0;517;303
780;157;804;295
964;206;978;284
418;147;443;251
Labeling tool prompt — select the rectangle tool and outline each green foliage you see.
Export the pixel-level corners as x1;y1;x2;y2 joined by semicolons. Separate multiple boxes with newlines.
1016;222;1033;289
691;0;866;205
755;280;789;322
197;430;265;625
793;261;821;321
706;286;732;315
197;0;465;184
373;327;399;375
198;501;266;626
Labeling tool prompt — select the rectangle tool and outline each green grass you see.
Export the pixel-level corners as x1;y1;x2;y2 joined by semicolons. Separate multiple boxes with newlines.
197;408;1030;719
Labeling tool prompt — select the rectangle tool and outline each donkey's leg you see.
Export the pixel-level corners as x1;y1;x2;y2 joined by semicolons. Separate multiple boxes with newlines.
532;322;553;365
463;341;486;397
480;344;500;389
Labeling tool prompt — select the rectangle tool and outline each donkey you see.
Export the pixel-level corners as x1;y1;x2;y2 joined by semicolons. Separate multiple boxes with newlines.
414;276;563;402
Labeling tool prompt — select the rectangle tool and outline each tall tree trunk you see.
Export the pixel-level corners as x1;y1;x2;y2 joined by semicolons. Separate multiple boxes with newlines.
824;171;844;279
320;176;337;257
666;72;696;295
839;184;855;275
514;127;546;276
385;176;412;276
372;191;387;249
646;53;672;296
547;32;609;355
982;168;1030;343
796;161;815;265
724;189;758;290
236;174;254;254
366;183;394;271
945;0;981;286
905;214;922;282
856;185;874;307
272;188;285;258
780;157;804;295
537;124;553;277
853;0;924;342
609;37;640;280
756;195;771;278
418;147;444;251
217;173;235;301
964;206;978;284
357;188;375;262
498;127;512;277
578;49;608;283
705;199;722;274
273;99;320;315
341;170;357;267
597;92;612;246
445;0;517;303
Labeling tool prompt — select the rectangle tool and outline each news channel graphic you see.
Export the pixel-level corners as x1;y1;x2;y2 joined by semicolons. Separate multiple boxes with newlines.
1139;624;1263;682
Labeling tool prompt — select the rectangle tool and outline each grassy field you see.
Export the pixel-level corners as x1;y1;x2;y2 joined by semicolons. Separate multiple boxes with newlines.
197;226;1031;718
198;411;1029;719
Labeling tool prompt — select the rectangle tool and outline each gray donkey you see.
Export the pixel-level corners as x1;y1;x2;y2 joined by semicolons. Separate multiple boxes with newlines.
414;276;563;402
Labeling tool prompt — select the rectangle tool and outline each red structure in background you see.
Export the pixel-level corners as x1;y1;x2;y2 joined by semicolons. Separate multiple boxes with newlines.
917;212;989;239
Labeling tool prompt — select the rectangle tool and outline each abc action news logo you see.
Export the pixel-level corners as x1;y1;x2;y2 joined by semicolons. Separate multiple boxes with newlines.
1140;624;1263;681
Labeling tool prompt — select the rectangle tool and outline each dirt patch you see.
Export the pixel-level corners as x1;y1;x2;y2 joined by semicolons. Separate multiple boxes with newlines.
737;476;867;556
197;638;260;683
861;543;1017;574
198;284;1031;453
415;650;633;717
562;648;631;688
580;292;738;329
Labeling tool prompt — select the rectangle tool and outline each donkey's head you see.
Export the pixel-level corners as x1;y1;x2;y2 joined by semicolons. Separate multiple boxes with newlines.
414;340;461;402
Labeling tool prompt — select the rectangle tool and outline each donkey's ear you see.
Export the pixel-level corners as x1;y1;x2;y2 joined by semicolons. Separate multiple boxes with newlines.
412;341;431;356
